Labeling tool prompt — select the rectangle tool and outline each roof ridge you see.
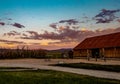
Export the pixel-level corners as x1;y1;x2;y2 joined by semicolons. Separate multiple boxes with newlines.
87;32;120;39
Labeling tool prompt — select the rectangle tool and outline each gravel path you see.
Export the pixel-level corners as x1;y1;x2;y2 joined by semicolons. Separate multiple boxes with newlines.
0;59;120;80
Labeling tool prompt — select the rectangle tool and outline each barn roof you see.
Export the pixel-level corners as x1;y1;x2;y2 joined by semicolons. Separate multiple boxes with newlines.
74;32;120;50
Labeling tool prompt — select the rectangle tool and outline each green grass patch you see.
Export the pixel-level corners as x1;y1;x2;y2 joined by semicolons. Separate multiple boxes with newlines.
46;51;62;58
0;70;119;84
0;67;33;69
54;62;120;72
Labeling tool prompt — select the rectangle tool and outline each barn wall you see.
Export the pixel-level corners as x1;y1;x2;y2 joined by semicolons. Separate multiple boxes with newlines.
73;49;87;57
73;50;80;57
99;49;103;57
74;47;120;58
102;47;120;58
116;47;120;58
104;48;115;57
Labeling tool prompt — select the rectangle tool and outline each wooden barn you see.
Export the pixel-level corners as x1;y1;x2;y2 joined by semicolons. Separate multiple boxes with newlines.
73;32;120;59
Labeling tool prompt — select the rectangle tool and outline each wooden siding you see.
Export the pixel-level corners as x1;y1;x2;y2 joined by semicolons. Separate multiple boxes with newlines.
103;47;120;58
116;47;120;57
74;47;120;58
74;49;87;57
104;48;115;58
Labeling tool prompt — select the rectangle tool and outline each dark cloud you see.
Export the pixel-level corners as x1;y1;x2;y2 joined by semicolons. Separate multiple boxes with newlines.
0;22;5;26
0;39;25;44
0;17;25;28
96;18;112;23
12;23;25;28
4;31;21;36
25;31;40;39
21;30;63;40
26;31;39;36
39;31;63;40
49;19;80;32
39;26;79;40
95;9;120;23
49;23;57;29
56;27;80;40
21;31;41;40
59;19;79;25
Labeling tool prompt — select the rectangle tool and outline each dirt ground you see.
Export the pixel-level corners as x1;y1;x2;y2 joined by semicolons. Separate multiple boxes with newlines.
0;58;120;80
0;58;119;65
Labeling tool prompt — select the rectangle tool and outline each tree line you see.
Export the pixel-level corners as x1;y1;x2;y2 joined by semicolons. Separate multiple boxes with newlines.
0;46;46;59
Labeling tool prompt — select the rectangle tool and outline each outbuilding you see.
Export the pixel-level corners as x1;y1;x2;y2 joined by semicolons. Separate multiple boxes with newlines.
73;32;120;59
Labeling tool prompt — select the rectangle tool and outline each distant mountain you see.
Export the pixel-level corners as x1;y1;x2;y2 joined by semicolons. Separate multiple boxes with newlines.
50;48;73;52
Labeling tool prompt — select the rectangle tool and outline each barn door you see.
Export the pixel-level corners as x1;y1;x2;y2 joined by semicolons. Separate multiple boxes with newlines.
91;48;100;58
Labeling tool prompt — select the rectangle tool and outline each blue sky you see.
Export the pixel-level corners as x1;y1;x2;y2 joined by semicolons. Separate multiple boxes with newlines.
0;0;120;49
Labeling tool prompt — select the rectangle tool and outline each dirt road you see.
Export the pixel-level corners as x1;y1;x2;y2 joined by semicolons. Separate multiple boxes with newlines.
0;59;120;80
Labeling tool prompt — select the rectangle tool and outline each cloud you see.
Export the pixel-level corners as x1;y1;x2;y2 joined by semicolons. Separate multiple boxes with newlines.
59;19;79;25
4;31;21;36
0;22;5;26
12;23;25;28
0;17;25;28
95;9;120;23
21;26;92;42
49;23;57;29
48;27;120;45
20;31;41;40
20;20;120;43
49;19;80;31
95;18;112;23
26;31;39;36
21;30;63;40
22;31;41;40
39;31;63;40
21;30;66;40
20;24;120;49
18;15;120;47
0;39;25;44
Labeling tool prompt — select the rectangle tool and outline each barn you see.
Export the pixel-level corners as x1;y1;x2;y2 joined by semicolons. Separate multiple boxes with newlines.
73;32;120;59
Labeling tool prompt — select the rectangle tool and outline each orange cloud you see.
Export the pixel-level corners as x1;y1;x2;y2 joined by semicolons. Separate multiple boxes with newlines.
0;43;17;48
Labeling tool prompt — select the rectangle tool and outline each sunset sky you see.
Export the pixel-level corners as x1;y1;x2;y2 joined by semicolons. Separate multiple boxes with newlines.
0;0;120;50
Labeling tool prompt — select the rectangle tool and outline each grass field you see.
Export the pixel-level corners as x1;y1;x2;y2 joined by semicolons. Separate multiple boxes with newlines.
0;69;120;84
54;62;120;72
0;67;33;69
